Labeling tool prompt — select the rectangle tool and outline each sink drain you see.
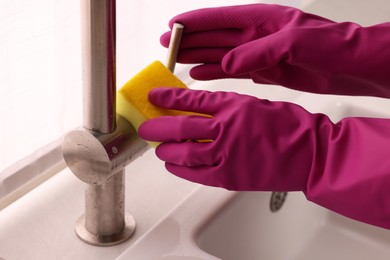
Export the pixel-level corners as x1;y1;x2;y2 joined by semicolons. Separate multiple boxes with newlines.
270;192;288;212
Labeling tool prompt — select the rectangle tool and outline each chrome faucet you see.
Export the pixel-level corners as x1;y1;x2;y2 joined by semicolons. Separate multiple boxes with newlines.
62;0;183;246
62;0;148;246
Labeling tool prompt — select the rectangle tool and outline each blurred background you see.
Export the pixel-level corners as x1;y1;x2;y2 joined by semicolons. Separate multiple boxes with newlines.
0;0;303;174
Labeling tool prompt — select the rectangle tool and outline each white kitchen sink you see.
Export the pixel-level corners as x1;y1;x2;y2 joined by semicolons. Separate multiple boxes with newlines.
198;192;390;260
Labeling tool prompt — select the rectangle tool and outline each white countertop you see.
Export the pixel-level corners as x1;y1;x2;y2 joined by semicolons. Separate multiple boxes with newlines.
0;150;198;260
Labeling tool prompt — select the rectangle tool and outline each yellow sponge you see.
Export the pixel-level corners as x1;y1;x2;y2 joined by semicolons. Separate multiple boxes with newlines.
117;60;195;147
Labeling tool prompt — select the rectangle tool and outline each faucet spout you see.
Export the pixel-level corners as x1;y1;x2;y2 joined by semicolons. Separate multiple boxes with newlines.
81;0;116;133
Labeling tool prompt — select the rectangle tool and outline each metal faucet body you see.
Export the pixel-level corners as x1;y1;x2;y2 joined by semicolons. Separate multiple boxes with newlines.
62;0;148;246
62;0;184;246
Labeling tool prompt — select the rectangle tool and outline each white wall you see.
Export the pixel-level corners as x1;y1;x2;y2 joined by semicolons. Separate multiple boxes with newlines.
0;0;82;172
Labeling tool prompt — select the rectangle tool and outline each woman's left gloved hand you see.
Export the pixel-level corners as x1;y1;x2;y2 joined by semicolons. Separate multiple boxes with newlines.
161;4;390;98
139;87;390;229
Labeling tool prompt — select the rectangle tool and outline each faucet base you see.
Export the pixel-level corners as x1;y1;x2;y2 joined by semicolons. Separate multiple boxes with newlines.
75;213;136;246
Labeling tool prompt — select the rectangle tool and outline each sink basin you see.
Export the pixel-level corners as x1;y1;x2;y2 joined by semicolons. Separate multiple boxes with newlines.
197;192;390;260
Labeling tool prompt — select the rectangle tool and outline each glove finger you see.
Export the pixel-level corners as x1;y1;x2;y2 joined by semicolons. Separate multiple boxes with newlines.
182;29;242;48
178;48;230;64
190;64;250;81
167;4;276;32
168;5;334;33
138;116;218;142
160;31;171;48
161;29;242;49
148;88;226;115
165;163;220;187
156;142;216;166
222;32;288;75
168;7;243;32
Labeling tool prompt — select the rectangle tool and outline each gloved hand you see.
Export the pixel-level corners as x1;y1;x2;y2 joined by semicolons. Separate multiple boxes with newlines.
139;87;390;229
161;4;390;98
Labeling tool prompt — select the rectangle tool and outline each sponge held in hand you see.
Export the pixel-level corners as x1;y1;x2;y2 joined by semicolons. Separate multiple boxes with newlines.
117;60;194;147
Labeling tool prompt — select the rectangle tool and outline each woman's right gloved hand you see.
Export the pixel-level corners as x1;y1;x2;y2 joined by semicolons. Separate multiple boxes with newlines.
161;4;390;98
139;87;390;229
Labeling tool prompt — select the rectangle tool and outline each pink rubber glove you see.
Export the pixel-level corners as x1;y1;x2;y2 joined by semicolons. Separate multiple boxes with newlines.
139;88;390;229
161;4;390;98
